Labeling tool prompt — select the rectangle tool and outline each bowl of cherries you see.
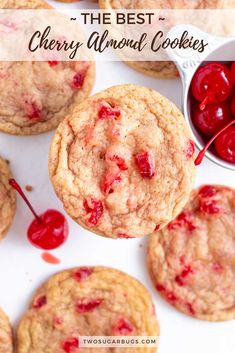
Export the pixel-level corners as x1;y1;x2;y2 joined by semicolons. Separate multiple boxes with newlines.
166;24;235;169
189;59;235;169
179;36;235;170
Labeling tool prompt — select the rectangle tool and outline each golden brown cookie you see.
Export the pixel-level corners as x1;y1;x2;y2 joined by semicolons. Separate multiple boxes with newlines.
148;185;235;321
17;266;160;353
54;0;98;2
54;0;79;2
0;307;13;353
49;84;195;239
0;157;16;239
0;0;95;135
0;0;51;8
99;0;232;78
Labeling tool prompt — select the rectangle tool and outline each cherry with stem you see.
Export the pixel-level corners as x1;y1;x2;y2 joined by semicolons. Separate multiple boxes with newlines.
194;119;235;165
9;179;69;250
191;63;233;111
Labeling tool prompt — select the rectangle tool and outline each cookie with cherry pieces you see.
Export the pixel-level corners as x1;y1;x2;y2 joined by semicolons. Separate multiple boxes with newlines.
0;0;51;9
0;0;95;135
98;0;234;79
49;84;195;239
54;0;79;3
0;307;13;353
0;157;16;240
148;185;235;321
55;0;98;2
17;266;160;353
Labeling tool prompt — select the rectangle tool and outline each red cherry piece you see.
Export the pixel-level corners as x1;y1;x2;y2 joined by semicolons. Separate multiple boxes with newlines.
27;102;42;120
191;63;232;110
186;302;195;315
61;337;79;353
156;284;177;302
199;185;217;198
175;276;184;286
166;291;177;302
28;209;69;250
114;318;134;335
168;211;196;233
156;283;166;292
184;139;195;159
193;103;231;136
154;224;160;231
72;72;85;89
103;169;121;194
32;295;47;309
118;233;134;239
76;298;103;313
48;61;59;67
199;199;223;215
134;151;155;179
215;126;235;163
109;155;128;171
73;267;94;282
98;104;121;120
83;198;104;226
175;264;194;286
181;265;194;278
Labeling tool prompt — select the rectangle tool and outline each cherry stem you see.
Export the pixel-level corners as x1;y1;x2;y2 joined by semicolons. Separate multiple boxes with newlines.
199;95;209;111
195;119;235;166
8;179;42;223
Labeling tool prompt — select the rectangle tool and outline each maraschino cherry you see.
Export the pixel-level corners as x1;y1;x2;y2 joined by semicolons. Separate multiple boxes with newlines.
214;126;235;163
192;103;231;136
231;62;235;83
191;63;233;111
230;96;235;116
9;179;69;250
194;120;235;165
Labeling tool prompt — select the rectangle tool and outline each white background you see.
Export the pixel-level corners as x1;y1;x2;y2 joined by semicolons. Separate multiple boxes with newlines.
0;1;234;353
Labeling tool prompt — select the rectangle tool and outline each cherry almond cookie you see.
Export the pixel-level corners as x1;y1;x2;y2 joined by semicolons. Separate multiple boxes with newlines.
49;84;195;239
0;157;16;240
0;0;95;135
148;185;235;321
0;0;51;8
54;0;79;2
17;266;160;353
0;308;13;353
99;0;233;79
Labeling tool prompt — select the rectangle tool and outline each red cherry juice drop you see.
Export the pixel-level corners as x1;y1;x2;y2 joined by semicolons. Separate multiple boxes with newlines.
41;252;61;264
9;179;69;250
